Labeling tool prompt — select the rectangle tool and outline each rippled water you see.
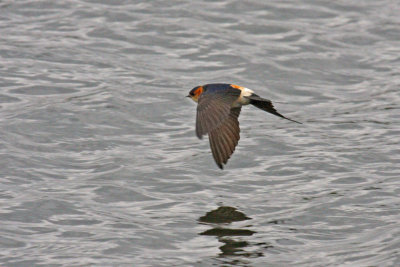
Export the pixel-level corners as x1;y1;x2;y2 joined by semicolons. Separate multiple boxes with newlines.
1;0;400;266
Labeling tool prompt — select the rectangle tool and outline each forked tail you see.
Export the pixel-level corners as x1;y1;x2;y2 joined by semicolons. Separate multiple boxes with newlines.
247;94;302;124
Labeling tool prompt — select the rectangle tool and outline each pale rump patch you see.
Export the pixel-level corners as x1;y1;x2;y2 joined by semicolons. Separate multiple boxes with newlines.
232;86;254;107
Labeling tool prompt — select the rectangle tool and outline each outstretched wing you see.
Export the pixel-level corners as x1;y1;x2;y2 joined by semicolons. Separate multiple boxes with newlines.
196;87;241;138
208;107;241;169
196;88;242;169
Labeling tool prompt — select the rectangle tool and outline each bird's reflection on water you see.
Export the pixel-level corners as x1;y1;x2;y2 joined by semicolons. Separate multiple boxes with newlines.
198;206;268;261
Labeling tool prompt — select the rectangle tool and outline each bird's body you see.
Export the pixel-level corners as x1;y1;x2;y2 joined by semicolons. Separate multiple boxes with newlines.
187;83;300;169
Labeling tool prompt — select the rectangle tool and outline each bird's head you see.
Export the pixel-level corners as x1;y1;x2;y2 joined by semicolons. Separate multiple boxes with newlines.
187;86;203;103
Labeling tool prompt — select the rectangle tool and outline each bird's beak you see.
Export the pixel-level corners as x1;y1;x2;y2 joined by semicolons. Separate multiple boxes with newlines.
186;95;191;98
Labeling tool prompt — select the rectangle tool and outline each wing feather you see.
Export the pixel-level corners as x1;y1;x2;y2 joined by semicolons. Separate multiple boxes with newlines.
196;88;241;138
195;87;242;169
208;107;241;169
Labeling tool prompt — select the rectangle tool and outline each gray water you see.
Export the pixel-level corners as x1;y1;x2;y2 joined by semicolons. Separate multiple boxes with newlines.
1;0;399;266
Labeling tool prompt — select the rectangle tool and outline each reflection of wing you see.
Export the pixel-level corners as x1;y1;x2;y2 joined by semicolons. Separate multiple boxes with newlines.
196;88;242;169
208;107;241;169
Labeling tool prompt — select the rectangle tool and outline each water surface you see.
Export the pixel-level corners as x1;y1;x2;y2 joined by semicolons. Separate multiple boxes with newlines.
0;0;399;266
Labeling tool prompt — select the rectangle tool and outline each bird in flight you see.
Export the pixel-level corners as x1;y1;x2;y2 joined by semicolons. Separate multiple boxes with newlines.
187;83;301;169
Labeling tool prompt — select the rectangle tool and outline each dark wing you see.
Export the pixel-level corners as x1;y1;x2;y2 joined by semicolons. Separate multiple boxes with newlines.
196;88;242;169
208;107;241;169
196;88;241;138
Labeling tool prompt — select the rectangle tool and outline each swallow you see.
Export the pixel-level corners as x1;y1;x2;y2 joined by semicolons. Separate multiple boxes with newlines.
187;83;301;169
